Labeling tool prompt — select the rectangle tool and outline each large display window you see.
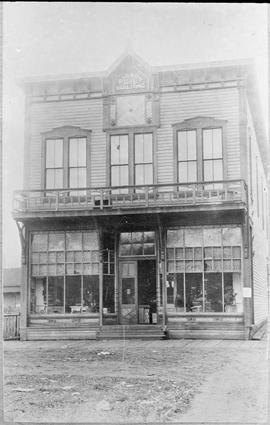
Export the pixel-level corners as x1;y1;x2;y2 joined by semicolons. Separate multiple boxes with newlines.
30;231;100;314
166;227;243;313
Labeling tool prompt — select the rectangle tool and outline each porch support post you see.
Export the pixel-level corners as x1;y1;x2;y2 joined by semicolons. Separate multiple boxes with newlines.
242;213;253;339
239;81;252;339
16;221;28;340
157;215;166;328
94;218;103;328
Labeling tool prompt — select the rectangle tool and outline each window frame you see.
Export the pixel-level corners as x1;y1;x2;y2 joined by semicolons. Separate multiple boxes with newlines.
29;230;104;316
172;117;228;184
166;225;243;314
41;126;92;190
107;127;157;188
45;137;64;190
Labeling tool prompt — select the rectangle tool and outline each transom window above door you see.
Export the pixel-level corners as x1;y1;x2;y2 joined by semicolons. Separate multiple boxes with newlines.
42;126;91;191
119;231;156;256
173;117;227;187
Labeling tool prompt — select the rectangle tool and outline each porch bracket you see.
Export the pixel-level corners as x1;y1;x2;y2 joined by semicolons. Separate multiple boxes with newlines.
15;221;26;265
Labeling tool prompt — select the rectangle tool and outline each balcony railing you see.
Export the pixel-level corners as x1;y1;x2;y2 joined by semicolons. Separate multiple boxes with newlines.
13;180;247;214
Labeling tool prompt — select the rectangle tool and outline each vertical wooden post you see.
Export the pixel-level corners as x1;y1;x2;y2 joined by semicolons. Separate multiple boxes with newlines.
161;246;166;328
242;215;253;339
15;222;28;340
157;216;166;327
94;218;103;328
20;264;28;340
114;232;119;322
238;82;253;339
99;229;103;328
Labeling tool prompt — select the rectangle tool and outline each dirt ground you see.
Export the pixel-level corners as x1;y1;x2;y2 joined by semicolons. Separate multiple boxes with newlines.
3;337;269;423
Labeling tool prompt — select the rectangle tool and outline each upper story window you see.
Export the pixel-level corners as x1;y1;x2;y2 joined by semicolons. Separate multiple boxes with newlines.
45;139;64;189
177;130;197;183
42;126;91;191
110;135;129;193
202;128;223;188
109;131;154;191
134;133;153;185
174;117;227;188
69;138;87;193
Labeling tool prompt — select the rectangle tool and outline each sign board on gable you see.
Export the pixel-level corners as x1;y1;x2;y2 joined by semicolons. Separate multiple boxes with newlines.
116;73;146;90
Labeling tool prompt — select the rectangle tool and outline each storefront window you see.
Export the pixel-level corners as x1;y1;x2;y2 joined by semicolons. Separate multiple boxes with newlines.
204;273;222;312
65;276;81;313
31;278;47;314
83;276;99;312
185;273;203;312
30;230;100;315
48;277;64;314
166;227;243;313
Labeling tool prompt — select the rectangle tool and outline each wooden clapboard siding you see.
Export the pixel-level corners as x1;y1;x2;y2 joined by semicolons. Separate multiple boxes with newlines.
252;223;268;324
157;87;240;183
246;99;269;326
167;314;245;339
27;315;99;340
26;328;98;340
28;98;106;189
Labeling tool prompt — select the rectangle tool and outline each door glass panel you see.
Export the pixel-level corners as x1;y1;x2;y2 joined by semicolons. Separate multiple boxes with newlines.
103;275;115;313
122;278;135;304
127;263;135;276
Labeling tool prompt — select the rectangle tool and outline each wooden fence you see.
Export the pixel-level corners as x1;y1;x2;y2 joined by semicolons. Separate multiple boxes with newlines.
3;313;20;340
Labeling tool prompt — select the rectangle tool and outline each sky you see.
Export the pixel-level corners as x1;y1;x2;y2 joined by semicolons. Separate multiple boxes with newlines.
2;2;268;268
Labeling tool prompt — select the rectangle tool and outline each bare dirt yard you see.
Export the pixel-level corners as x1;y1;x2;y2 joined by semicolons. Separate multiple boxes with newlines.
3;337;268;423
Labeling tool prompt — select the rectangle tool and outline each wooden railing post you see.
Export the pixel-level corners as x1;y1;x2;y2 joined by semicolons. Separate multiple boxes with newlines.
100;189;104;210
56;191;59;211
145;187;149;207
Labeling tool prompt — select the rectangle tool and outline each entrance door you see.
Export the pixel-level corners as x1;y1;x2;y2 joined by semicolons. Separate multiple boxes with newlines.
119;261;137;324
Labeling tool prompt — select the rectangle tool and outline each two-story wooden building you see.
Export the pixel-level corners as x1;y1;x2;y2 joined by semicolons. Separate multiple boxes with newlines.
13;52;269;340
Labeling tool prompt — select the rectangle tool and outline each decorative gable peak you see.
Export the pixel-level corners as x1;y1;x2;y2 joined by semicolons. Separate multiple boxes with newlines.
104;50;152;94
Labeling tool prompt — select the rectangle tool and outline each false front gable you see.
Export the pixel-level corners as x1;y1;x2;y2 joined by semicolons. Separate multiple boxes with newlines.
103;52;160;129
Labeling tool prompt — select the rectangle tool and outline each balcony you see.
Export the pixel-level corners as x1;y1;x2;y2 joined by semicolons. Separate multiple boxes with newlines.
13;180;247;219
